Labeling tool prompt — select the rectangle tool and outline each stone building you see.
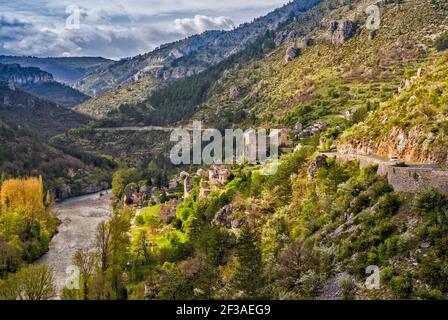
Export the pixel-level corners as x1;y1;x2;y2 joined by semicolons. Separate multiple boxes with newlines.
159;199;182;223
180;171;192;198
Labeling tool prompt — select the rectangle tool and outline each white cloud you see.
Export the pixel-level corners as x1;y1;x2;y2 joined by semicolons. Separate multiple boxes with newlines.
171;15;235;35
0;0;288;58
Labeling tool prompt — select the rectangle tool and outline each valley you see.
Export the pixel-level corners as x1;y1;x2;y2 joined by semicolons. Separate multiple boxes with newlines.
1;0;448;302
37;191;114;298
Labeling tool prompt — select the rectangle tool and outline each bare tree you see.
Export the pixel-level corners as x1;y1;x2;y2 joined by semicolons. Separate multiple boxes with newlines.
73;249;97;300
95;222;111;273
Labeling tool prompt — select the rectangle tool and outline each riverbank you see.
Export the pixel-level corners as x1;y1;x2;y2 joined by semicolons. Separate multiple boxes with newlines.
37;190;114;298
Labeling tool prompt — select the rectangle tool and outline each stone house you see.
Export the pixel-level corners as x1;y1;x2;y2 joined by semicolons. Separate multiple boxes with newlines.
159;199;182;223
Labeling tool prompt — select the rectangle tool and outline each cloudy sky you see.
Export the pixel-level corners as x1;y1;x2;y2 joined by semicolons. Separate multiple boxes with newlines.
0;0;289;59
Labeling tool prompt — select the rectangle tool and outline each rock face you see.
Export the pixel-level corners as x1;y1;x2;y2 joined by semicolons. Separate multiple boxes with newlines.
229;86;243;99
329;21;339;32
308;154;328;179
285;47;301;62
330;20;358;45
300;37;314;47
338;125;448;169
275;30;299;46
0;63;53;85
214;204;239;228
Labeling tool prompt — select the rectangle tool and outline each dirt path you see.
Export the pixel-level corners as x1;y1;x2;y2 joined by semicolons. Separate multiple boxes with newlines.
37;191;113;298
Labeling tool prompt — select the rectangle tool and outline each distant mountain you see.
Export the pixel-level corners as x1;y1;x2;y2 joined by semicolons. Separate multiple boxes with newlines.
75;0;321;96
0;81;90;138
0;56;112;87
0;63;90;108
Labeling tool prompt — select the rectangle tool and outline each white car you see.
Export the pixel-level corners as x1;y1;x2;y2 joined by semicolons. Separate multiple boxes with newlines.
390;156;399;162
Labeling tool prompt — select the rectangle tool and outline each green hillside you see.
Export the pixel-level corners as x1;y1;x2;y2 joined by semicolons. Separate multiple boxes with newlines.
340;52;448;167
0;119;112;200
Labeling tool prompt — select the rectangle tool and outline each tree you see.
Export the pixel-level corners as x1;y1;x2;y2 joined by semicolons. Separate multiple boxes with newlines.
0;177;44;214
231;224;266;299
0;264;56;300
275;239;325;295
111;168;139;198
73;249;97;300
96;222;112;272
109;214;130;267
136;230;151;264
435;32;448;51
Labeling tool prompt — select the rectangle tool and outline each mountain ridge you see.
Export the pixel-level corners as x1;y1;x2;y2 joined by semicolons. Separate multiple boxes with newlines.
0;63;90;108
74;0;322;96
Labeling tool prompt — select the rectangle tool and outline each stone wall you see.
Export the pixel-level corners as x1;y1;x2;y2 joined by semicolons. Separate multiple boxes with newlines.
386;167;448;193
320;152;448;193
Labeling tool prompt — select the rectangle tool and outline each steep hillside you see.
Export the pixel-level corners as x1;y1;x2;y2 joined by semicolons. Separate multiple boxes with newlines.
0;82;90;138
0;119;112;200
80;0;329;124
115;143;448;300
91;0;447;132
20;81;90;108
50;128;173;168
0;63;90;108
190;0;448;130
0;56;111;86
75;77;157;119
339;51;448;167
74;0;321;96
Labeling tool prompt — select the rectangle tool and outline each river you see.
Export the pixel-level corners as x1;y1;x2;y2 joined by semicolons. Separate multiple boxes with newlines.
37;191;114;298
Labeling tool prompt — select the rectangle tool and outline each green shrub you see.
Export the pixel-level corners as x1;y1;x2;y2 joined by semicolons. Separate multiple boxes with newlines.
380;266;395;285
389;274;413;299
413;188;448;224
414;288;443;300
135;214;144;226
435;32;448;51
338;274;356;300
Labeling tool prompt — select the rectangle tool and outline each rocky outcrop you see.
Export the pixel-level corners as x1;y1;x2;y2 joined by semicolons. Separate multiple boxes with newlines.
0;63;53;85
338;125;448;169
300;37;314;47
285;47;301;62
275;30;299;46
229;86;243;99
214;204;239;228
308;154;328;179
330;20;358;45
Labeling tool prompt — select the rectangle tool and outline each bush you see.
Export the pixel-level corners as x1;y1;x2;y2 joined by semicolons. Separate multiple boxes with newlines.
299;270;322;299
389;274;413;299
380;266;395;284
413;188;445;214
413;188;448;224
135;214;144;226
338;274;356;300
435;32;448;51
414;288;443;300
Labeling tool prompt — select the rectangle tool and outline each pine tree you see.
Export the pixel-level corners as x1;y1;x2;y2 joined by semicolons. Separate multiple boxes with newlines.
231;224;266;299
